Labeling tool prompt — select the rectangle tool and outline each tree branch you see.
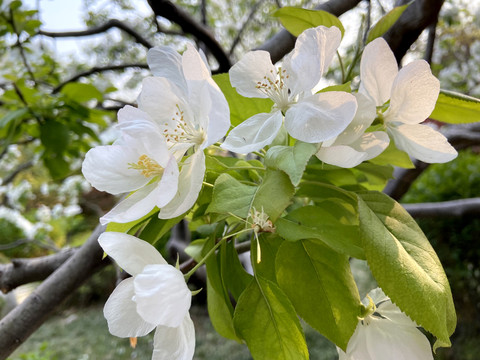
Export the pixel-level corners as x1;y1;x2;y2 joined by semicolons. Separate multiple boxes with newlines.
147;0;231;73
383;0;444;63
229;0;265;56
52;63;148;93
0;224;106;359
384;123;480;200
257;0;362;64
404;198;480;218
0;248;76;293
1;160;34;186
39;19;153;49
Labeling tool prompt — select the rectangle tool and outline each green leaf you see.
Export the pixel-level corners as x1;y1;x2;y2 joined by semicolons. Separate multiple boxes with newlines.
40;120;70;154
276;240;361;350
351;162;394;191
138;214;183;245
318;82;352;93
61;83;103;103
430;89;480;124
366;3;410;43
43;154;70;180
206;173;258;218
251;233;283;283
221;240;253;300
205;234;241;341
0;108;28;129
234;276;309;360
207;170;294;221
207;276;240;341
275;204;365;259
213;73;273;127
184;238;206;262
297;181;358;206
252;169;294;221
106;207;159;233
357;191;456;349
265;141;317;186
368;141;415;169
273;6;345;38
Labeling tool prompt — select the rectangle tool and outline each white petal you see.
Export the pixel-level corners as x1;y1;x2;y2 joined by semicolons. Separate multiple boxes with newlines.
100;182;163;225
82;145;149;195
285;25;341;95
388;123;457;163
103;278;156;338
285;91;357;143
334;92;376;145
367;318;433;360
117;105;154;126
159;151;206;219
137;76;187;126
221;111;283;154
229;50;276;98
182;43;211;81
134;264;191;328
385;60;440;125
350;131;390;161
316;144;368;168
359;38;398;106
203;82;230;148
147;46;188;94
152;314;195;360
155;155;180;208
185;79;212;142
98;232;167;276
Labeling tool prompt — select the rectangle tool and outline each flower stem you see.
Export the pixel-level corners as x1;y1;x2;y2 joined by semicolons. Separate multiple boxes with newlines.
184;228;252;280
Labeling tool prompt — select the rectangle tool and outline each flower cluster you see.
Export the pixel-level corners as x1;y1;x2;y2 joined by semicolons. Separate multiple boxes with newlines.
81;25;457;360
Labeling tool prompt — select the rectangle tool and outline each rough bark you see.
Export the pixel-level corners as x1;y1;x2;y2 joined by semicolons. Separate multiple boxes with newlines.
0;224;106;360
0;248;76;294
403;198;480;218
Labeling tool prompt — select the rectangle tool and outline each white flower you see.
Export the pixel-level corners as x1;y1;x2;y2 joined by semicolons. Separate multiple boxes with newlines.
338;288;433;360
138;44;230;218
316;93;390;168
359;38;457;163
98;232;195;360
221;26;357;154
82;108;179;224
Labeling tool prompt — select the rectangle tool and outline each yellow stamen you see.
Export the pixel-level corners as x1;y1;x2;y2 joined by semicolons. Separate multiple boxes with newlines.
128;154;164;178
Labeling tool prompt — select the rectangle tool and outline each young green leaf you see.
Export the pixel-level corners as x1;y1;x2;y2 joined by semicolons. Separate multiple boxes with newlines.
234;276;309;360
357;191;456;350
430;89;480;124
213;73;273;127
366;3;410;43
273;7;345;38
206;173;258;218
276;239;361;350
265;141;317;186
368;141;415;169
207;170;294;221
60;83;103;102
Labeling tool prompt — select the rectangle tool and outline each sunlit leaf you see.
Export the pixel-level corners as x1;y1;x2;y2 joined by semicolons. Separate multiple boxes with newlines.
273;7;345;38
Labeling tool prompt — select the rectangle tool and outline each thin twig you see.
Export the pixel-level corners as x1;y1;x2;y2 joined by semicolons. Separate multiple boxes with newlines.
52;63;148;93
39;19;153;49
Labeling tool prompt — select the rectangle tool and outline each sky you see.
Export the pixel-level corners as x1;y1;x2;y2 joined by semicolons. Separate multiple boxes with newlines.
24;0;85;55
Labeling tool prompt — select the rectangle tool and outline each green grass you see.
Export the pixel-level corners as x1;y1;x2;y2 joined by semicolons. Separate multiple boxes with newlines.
8;304;337;360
